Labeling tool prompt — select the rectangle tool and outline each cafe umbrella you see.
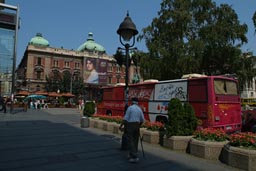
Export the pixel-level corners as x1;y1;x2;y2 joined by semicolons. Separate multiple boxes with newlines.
24;94;47;101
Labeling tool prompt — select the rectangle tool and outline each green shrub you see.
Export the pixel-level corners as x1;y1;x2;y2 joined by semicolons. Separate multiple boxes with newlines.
165;98;197;137
83;101;95;117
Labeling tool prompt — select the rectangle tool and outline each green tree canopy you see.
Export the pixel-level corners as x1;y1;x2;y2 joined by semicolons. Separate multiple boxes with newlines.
138;0;248;81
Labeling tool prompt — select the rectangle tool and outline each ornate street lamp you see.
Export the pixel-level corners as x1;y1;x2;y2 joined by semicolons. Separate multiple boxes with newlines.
117;12;138;107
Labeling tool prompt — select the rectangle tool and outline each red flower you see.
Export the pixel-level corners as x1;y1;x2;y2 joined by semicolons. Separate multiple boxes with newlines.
229;132;256;149
193;128;227;142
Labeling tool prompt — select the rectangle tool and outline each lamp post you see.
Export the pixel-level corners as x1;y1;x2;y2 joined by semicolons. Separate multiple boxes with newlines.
117;12;138;108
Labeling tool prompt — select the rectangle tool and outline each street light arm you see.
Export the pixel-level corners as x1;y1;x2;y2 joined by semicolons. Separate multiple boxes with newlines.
119;34;136;49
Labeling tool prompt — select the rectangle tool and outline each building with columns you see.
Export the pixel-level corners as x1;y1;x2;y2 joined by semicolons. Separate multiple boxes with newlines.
16;32;141;101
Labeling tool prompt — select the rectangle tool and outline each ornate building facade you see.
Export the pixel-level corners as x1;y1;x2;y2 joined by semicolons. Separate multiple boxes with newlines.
16;32;140;101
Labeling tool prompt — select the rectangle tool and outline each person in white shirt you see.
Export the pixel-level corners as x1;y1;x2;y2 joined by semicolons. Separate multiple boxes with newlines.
119;97;145;163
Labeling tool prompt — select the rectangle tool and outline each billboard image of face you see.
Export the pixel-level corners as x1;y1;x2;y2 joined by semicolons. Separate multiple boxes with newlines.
84;58;107;85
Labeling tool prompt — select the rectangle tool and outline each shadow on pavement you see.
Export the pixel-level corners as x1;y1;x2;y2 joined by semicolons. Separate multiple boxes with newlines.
0;113;236;171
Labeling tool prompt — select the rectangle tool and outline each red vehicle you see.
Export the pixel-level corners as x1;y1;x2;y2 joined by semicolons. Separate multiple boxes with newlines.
97;75;242;133
241;110;256;133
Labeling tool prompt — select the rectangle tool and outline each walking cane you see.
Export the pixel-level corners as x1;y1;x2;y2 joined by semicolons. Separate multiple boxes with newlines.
140;134;145;158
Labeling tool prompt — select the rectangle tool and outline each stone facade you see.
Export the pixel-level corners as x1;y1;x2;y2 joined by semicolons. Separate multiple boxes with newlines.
16;44;139;100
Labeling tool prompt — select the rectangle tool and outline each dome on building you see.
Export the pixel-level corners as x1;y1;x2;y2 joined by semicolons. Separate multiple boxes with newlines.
77;32;106;53
29;33;49;47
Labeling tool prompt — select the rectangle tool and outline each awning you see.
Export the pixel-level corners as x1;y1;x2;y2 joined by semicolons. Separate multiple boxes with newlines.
16;91;29;96
61;93;75;97
48;92;62;97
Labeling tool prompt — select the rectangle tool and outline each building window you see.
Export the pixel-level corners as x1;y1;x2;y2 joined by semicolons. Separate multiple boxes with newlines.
108;76;112;84
54;60;59;67
37;57;41;65
116;75;121;83
108;63;113;72
250;92;254;97
75;62;80;69
36;85;40;91
64;61;70;68
117;66;121;73
36;71;41;79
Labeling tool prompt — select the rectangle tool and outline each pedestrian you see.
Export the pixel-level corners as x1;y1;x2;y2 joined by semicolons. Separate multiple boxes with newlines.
23;100;28;112
2;98;8;113
0;96;4;113
119;97;145;163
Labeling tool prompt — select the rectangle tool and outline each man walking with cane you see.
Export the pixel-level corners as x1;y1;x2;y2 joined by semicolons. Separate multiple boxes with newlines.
119;97;145;163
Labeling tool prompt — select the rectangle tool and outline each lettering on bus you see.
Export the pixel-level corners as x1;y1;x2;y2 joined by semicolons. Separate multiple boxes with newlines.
129;89;153;99
155;82;187;101
103;102;125;108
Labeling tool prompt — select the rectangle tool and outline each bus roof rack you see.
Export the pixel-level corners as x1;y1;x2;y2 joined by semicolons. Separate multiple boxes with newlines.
143;79;159;83
114;83;125;86
181;73;207;79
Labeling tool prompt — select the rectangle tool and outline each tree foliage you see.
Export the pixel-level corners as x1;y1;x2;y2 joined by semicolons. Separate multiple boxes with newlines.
83;101;95;117
138;0;248;82
166;98;197;137
45;71;84;96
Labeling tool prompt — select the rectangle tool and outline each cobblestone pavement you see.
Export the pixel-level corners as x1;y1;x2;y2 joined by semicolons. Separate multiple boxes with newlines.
0;108;240;171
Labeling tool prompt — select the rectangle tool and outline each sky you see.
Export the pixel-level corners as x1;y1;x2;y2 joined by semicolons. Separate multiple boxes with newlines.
4;0;256;66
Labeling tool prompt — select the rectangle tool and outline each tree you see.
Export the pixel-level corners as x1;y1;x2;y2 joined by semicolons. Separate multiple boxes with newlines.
237;52;256;91
45;71;62;92
138;0;248;80
45;71;84;96
165;98;197;137
134;51;161;80
83;101;95;117
253;11;256;33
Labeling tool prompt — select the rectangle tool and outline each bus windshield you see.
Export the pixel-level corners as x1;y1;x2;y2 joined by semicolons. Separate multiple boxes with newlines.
214;79;238;95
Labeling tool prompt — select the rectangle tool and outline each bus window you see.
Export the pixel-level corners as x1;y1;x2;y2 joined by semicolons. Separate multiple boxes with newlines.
214;79;238;95
188;79;207;102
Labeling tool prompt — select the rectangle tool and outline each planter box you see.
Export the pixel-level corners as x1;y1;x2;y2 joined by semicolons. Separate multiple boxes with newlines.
112;123;122;135
142;129;159;144
163;135;192;151
220;144;256;171
102;121;108;131
89;118;99;128
107;122;120;134
189;138;228;160
80;116;89;128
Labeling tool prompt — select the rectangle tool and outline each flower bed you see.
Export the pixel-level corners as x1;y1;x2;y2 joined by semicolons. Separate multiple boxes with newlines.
229;132;256;150
143;121;164;131
92;114;123;124
189;128;229;160
219;132;256;170
193;128;227;142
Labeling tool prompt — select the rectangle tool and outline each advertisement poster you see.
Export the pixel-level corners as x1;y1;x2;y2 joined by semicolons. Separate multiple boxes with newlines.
84;58;107;85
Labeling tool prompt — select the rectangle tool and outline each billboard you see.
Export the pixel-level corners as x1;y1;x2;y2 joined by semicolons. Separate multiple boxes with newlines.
83;58;108;85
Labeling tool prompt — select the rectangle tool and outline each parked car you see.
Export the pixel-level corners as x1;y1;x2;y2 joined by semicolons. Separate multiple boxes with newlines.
241;110;256;133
